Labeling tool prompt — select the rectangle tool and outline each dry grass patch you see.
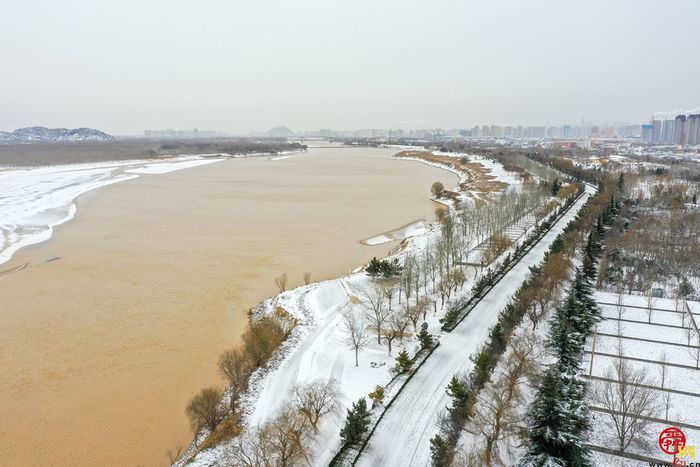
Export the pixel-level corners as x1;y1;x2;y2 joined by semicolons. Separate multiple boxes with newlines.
197;415;242;452
395;150;508;193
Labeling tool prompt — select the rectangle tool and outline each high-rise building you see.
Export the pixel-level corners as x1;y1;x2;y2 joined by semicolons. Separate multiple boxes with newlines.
651;119;663;144
641;124;654;143
688;114;700;146
674;115;686;145
662;119;675;143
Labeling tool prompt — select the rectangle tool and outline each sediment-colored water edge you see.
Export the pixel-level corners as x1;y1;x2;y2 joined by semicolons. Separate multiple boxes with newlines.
0;146;456;466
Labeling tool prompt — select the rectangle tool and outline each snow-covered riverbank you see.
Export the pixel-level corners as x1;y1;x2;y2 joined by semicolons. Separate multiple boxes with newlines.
0;150;306;267
178;151;540;466
0;156;226;266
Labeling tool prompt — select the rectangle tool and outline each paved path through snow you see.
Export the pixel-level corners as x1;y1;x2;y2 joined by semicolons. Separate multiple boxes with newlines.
356;185;595;467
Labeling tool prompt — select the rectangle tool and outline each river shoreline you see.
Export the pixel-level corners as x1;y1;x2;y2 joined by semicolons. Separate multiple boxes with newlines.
0;145;457;466
0;150;311;267
177;149;514;465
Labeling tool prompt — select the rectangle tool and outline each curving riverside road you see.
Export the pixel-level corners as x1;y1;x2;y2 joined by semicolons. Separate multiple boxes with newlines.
356;184;595;467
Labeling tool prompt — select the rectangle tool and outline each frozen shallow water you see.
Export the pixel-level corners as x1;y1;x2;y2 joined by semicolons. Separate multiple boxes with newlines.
0;156;225;266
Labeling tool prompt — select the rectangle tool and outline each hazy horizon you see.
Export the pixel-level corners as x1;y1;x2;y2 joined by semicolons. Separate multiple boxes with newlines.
1;0;699;134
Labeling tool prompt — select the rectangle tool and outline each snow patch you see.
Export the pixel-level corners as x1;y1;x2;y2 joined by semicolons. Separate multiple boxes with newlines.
360;220;429;246
0;155;228;265
124;158;225;174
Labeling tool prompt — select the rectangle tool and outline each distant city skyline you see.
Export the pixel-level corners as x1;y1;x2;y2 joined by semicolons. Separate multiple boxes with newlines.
137;114;674;141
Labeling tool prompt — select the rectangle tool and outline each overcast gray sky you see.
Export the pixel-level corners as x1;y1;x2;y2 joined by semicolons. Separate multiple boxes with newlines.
1;0;698;134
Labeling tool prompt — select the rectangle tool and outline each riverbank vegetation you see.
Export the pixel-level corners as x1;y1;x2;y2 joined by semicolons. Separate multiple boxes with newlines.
429;156;622;466
395;150;509;193
0;139;306;167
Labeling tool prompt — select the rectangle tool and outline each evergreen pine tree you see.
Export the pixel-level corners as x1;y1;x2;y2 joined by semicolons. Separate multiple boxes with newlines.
551;178;561;196
446;375;470;412
548;297;586;366
582;232;601;280
559;365;590;440
572;269;600;330
549;233;565;255
519;366;591;467
339;397;371;446
418;322;434;349
677;277;695;299
489;321;506;353
430;434;453;467
595;214;605;237
365;257;382;277
395;349;412;373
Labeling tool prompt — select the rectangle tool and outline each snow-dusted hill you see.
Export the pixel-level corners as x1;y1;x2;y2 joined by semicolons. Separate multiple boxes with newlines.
0;126;114;143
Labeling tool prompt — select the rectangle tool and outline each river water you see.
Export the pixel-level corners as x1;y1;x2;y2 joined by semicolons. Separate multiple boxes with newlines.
0;144;456;466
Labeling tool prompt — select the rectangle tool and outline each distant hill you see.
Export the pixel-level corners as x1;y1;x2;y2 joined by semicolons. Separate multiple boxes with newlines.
267;126;296;138
0;126;114;143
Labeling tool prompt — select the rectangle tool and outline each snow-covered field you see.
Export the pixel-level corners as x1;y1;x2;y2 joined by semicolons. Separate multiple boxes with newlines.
585;292;700;465
0;155;232;266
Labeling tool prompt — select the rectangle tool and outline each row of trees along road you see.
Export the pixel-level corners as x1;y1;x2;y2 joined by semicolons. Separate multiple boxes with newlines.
430;162;620;465
342;184;557;364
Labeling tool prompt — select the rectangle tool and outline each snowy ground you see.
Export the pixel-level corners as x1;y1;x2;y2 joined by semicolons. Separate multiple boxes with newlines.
360;220;429;246
585;292;700;465
355;185;594;467
473;154;525;189
0;160;143;265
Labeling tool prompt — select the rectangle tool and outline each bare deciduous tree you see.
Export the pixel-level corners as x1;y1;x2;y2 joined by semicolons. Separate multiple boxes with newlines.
357;282;389;344
528;275;555;329
229;404;312;467
275;273;288;293
469;382;521;466
342;310;370;367
303;272;312;285
464;333;541;465
416;296;430;321
402;257;415;305
616;287;625;336
405;302;422;332
228;428;271;467
186;387;225;435
266;405;313;466
382;318;401;354
219;348;252;413
390;308;411;341
659;353;671;421
243;316;287;368
293;380;339;433
646;289;656;324
592;356;659;453
381;279;399;312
